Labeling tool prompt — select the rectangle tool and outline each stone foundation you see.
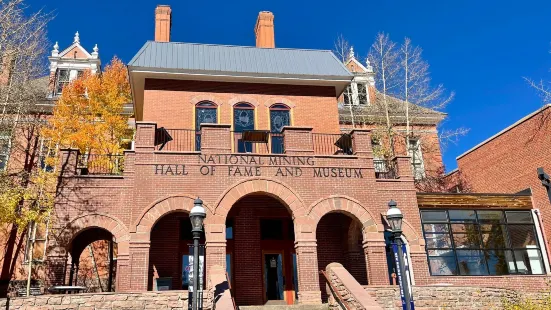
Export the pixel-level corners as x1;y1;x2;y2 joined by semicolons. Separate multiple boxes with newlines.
364;286;529;310
0;290;189;310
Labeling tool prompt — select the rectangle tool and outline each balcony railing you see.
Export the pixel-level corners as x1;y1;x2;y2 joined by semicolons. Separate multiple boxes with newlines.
155;128;199;152
153;128;355;156
374;159;398;179
77;154;124;176
232;131;284;154
312;133;353;155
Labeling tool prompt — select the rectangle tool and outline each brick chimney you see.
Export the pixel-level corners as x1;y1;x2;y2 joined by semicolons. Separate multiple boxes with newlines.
255;11;275;48
155;5;172;42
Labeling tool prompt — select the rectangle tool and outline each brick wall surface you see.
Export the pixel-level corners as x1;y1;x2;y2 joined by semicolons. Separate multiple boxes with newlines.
456;107;551;266
143;79;341;134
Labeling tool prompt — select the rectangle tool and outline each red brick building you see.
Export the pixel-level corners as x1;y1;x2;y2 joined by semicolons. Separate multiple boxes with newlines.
452;104;551;273
26;5;551;307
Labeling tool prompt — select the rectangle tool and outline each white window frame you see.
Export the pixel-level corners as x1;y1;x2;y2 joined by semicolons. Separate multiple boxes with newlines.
55;69;70;95
0;133;12;172
408;138;425;180
532;209;551;275
343;82;370;106
24;220;50;263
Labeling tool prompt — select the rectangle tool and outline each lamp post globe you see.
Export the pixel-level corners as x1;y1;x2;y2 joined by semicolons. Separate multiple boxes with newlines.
190;198;206;232
386;199;403;234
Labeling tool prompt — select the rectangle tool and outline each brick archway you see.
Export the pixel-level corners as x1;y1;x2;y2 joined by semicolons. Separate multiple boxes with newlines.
190;94;222;105
307;195;379;234
263;97;296;108
133;194;214;235
57;213;130;254
212;178;306;223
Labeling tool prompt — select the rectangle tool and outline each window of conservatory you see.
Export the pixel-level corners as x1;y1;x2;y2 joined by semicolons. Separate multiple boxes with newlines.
420;209;545;276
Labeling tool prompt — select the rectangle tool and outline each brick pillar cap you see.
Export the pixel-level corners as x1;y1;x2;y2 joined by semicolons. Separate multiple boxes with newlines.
135;121;158;126
281;126;313;132
350;129;372;134
200;123;231;129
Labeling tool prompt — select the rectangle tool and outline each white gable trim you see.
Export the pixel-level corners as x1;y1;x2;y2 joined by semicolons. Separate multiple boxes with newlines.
345;57;369;73
59;42;92;59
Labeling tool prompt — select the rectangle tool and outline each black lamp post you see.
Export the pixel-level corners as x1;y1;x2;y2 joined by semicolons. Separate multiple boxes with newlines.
386;200;413;310
190;198;206;310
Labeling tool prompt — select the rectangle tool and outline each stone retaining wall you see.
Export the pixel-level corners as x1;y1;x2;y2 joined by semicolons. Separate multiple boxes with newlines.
0;290;189;310
365;286;523;310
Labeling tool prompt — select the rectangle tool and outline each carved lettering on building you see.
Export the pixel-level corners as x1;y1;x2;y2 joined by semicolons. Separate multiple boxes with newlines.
154;155;364;178
155;164;189;175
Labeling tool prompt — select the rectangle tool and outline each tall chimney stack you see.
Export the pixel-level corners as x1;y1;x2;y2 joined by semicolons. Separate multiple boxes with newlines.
155;5;172;42
255;11;275;48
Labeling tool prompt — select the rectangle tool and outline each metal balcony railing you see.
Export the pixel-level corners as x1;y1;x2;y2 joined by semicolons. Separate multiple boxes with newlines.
232;131;284;154
312;133;353;155
374;159;399;179
77;154;124;176
155;128;199;152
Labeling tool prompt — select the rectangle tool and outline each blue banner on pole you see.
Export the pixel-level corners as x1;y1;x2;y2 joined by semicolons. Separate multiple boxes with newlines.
392;242;414;310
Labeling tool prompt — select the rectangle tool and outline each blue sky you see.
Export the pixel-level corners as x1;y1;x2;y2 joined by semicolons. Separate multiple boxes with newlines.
28;0;551;170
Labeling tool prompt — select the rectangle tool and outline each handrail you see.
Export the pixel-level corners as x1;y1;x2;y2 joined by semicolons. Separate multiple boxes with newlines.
319;270;350;310
226;272;237;310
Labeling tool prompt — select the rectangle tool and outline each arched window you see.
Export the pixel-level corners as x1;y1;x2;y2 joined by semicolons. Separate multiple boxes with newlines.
233;103;255;153
269;104;290;154
195;101;217;151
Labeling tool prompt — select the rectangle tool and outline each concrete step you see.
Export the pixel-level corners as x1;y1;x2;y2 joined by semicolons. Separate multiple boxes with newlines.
239;303;329;310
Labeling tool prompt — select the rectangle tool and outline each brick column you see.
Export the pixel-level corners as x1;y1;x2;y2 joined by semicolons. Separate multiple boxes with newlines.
295;240;322;304
135;122;156;151
128;240;151;291
122;150;135;178
59;148;79;176
116;254;131;292
204;222;226;280
200;124;231;153
393;156;413;180
282;126;314;155
363;233;388;285
351;129;373;157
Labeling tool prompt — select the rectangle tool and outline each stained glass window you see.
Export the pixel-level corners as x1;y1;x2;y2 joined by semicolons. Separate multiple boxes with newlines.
195;101;217;151
233;103;255;153
421;209;545;276
270;104;290;154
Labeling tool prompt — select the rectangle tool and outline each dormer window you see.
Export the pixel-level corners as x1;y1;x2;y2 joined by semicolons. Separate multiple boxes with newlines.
343;82;369;106
55;69;70;95
408;138;426;180
357;83;368;105
55;69;84;95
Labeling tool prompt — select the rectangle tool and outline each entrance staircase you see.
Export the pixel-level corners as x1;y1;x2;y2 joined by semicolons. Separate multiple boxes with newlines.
210;263;382;310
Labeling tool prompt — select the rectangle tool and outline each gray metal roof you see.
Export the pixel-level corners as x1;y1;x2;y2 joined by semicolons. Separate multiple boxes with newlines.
128;41;353;80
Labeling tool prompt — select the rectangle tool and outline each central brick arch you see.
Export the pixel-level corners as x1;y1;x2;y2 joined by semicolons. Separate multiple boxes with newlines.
133;194;214;235
212;178;306;223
